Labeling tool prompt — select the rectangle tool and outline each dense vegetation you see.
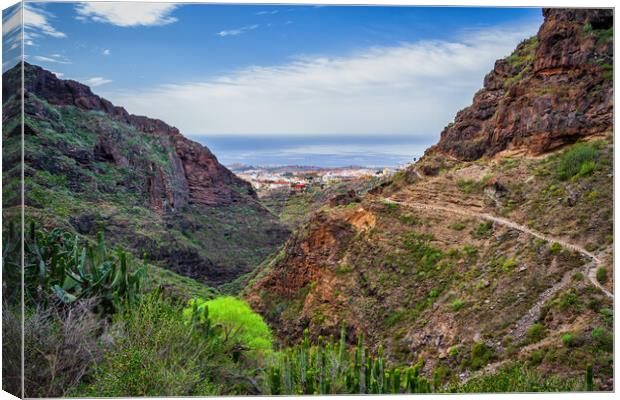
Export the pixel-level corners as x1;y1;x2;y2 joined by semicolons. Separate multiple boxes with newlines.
3;223;597;396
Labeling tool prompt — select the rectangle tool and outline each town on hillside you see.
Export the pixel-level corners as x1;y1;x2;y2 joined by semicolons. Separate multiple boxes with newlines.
230;164;399;194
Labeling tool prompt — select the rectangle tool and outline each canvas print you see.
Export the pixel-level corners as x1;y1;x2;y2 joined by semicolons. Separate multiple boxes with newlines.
1;1;614;397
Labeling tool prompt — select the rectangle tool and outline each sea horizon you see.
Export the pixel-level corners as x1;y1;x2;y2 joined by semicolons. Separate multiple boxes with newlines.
189;134;434;169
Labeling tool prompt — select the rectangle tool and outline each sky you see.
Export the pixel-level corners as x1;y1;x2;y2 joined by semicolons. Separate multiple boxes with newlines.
3;2;542;165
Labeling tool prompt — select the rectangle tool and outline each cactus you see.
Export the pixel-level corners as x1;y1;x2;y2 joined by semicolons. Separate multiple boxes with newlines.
267;322;443;395
376;345;385;393
359;340;366;394
20;224;145;315
270;366;282;395
393;368;401;394
586;364;594;391
283;352;293;394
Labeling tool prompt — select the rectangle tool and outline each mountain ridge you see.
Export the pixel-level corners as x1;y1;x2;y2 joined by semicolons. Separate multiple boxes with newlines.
427;8;613;161
2;62;290;285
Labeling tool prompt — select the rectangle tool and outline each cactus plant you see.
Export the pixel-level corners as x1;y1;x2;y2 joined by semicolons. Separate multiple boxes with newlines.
21;223;145;315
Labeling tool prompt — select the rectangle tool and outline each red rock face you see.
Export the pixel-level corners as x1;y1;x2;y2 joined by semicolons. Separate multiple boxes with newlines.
428;8;613;161
14;62;255;211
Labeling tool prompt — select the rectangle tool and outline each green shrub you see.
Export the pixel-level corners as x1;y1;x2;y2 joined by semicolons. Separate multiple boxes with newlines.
184;296;273;355
599;307;613;325
385;310;406;327
561;333;574;347
456;363;581;392
557;290;581;311
457;179;480;195
449;222;466;231
528;349;545;366
549;242;563;254
78;292;245;397
463;245;478;260
501;258;518;272
526;323;546;343
384;201;399;210
468;342;494;370
556;142;600;180
451;299;465;312
591;327;613;352
578;160;597;177
472;221;493;238
596;267;608;284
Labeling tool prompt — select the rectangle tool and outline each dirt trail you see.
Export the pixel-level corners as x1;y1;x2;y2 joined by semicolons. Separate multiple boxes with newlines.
380;195;613;382
382;198;612;300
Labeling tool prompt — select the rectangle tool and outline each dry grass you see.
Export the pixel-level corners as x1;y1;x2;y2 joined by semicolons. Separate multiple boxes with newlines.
18;299;105;397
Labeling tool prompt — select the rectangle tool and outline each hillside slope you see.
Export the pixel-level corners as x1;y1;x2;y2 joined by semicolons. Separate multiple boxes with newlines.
2;63;289;285
245;8;613;389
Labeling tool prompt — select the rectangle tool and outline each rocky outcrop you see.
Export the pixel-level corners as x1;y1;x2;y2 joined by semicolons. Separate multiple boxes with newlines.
428;8;613;160
246;211;360;341
5;62;254;211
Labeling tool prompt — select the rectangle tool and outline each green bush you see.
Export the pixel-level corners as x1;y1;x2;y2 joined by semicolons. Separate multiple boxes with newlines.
468;342;494;370
549;242;563;254
184;296;273;354
599;307;613;325
591;327;613;352
501;258;518;272
472;221;493;238
557;290;581;311
596;267;608;284
526;323;546;343
463;245;478;260
556;142;600;180
456;363;580;392
451;299;465;312
528;349;545;366
449;223;466;231
457;179;481;195
561;333;574;347
78;292;245;397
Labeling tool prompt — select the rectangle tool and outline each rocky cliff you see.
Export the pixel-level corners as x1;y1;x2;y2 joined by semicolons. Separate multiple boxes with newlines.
2;62;289;285
7;62;255;211
428;8;613;160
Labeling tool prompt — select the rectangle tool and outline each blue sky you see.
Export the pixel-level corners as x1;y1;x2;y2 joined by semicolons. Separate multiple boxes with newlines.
4;2;542;140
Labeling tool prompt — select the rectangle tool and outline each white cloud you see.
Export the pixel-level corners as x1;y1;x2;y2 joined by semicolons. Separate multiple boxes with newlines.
256;10;278;16
83;77;113;87
3;3;65;56
24;5;66;38
51;71;64;78
75;3;178;27
2;5;21;38
103;49;111;55
217;24;259;37
103;21;540;137
31;54;71;64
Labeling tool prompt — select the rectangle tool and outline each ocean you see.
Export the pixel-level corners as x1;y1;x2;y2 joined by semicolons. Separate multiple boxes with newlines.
189;134;435;169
